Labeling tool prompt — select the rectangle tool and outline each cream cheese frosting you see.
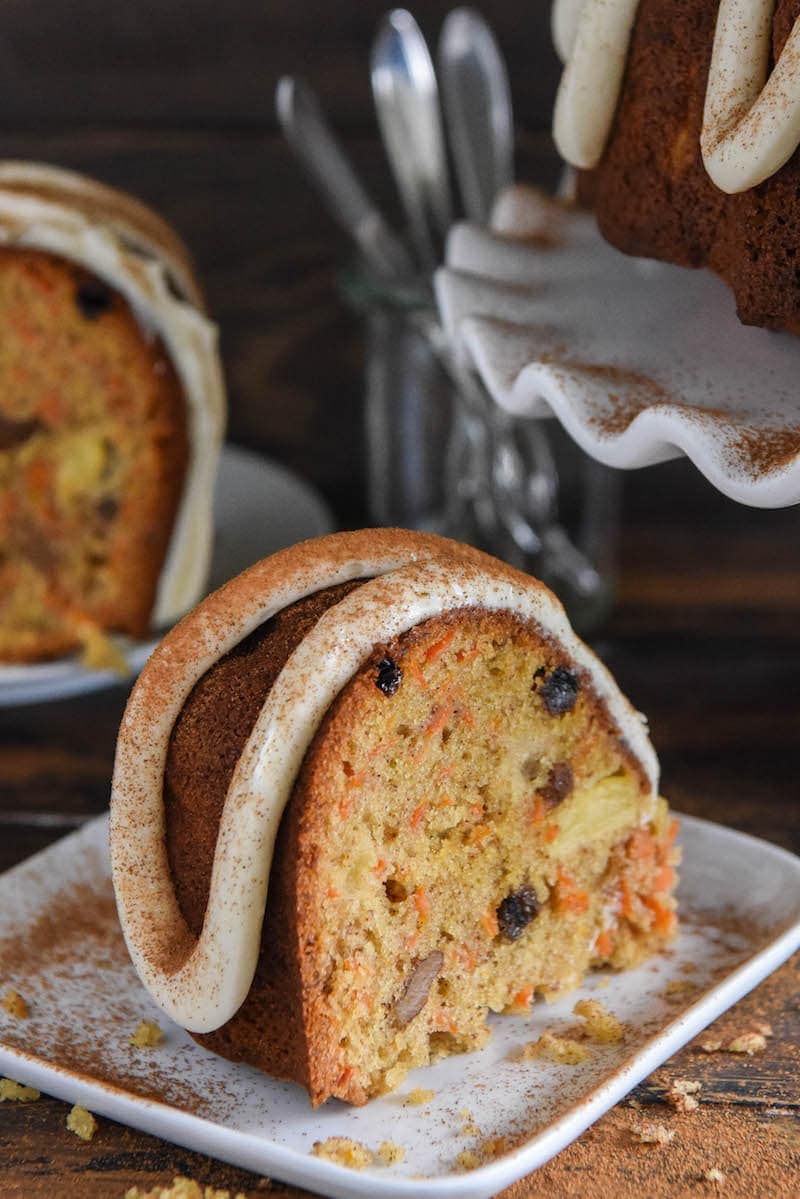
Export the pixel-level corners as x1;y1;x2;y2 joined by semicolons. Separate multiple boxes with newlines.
0;161;226;627
552;0;800;194
110;530;659;1034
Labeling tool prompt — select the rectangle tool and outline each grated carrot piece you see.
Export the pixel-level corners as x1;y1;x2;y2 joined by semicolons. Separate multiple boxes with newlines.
665;816;681;847
555;868;590;915
372;858;388;878
595;929;615;958
481;907;499;938
467;823;492;846
346;771;366;789
327;885;341;900
620;879;636;920
510;986;534;1013
544;823;560;844
424;628;457;665
337;1065;356;1089
338;795;353;820
627;828;657;863
406;931;420;953
414;886;430;921
410;803;428;831
653;865;675;893
407;660;428;689
425;696;454;738
455;645;480;664
437;793;455;807
460;706;477;728
530;795;547;826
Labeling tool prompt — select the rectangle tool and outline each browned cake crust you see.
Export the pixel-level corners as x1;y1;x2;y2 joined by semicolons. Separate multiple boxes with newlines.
581;0;800;331
163;589;658;1106
0;247;188;661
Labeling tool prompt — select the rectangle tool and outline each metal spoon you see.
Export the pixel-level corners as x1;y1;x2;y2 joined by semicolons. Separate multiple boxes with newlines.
370;9;453;269
275;75;414;280
438;7;514;222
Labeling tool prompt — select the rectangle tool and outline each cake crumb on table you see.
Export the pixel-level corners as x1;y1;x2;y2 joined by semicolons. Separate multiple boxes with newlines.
630;1120;675;1146
378;1140;405;1165
404;1087;436;1106
455;1149;481;1171
573;997;625;1043
67;1105;97;1141
129;1019;164;1048
124;1179;246;1199
523;1031;590;1064
700;1038;723;1053
703;1167;726;1185
1;987;29;1018
751;1020;773;1038
665;1079;701;1113
664;979;697;1000
311;1137;374;1169
0;1078;40;1102
726;1032;767;1055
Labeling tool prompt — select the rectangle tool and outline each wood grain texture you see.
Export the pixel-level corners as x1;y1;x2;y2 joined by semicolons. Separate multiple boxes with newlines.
0;10;799;1188
0;1;559;131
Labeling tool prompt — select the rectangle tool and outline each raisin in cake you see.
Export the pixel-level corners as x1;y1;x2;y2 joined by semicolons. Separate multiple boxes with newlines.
553;0;800;331
0;162;225;662
110;529;679;1106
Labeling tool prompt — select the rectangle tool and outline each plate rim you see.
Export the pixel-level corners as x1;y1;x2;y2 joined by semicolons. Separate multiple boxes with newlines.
1;812;799;1198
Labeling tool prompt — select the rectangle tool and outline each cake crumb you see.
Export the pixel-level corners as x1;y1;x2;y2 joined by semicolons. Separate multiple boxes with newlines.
523;1032;590;1064
750;1020;773;1038
311;1137;374;1169
129;1019;164;1049
459;1108;481;1137
0;1078;40;1102
665;1078;701;1113
726;1032;767;1055
573;998;625;1043
630;1120;675;1146
1;987;29;1019
703;1167;726;1185
699;1038;723;1053
664;979;696;1000
456;1149;481;1171
67;1105;97;1141
405;1087;436;1106
378;1140;405;1165
124;1180;246;1199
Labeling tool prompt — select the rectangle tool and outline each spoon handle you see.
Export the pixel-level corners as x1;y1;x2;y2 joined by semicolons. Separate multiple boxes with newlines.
276;75;414;280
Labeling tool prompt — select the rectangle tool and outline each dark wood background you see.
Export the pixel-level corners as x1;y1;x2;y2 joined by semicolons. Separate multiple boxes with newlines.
1;3;799;1196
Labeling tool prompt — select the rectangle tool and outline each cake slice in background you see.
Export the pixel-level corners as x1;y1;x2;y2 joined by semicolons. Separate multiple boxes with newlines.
0;162;226;663
111;529;679;1106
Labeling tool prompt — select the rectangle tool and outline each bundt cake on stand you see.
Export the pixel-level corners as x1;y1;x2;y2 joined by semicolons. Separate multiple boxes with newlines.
111;530;679;1106
553;0;800;331
0;162;225;664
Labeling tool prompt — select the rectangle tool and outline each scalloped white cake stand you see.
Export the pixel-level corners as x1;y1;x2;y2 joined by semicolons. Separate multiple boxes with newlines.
435;188;800;509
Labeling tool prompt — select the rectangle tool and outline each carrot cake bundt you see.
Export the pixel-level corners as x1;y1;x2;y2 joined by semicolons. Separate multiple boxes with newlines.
0;162;225;663
110;530;679;1106
553;0;800;331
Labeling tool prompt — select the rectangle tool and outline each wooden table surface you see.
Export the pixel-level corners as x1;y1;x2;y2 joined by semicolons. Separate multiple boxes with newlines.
1;11;799;1188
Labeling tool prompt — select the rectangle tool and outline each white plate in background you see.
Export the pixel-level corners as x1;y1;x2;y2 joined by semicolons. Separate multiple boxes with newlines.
436;188;800;509
0;444;334;707
1;814;798;1199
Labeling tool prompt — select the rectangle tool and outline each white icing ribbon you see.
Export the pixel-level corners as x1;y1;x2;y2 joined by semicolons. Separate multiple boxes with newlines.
110;536;658;1033
552;0;800;192
552;0;640;171
702;0;800;193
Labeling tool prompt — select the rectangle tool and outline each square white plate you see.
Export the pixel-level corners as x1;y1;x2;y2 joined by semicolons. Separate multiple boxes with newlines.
1;814;798;1199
